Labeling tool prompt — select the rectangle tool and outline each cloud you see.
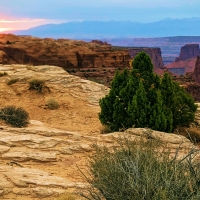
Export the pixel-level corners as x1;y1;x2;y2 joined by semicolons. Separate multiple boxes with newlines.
0;18;46;23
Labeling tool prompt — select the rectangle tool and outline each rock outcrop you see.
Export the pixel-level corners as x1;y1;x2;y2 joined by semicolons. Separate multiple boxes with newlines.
91;40;110;46
185;82;200;101
175;44;200;62
0;34;167;86
0;34;130;86
166;57;197;76
191;56;200;84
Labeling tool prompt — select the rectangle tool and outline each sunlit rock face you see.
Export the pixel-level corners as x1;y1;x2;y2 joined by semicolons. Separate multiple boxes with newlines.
0;34;131;86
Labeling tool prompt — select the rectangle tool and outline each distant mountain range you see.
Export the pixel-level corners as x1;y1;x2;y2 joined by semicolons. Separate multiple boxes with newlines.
10;18;200;39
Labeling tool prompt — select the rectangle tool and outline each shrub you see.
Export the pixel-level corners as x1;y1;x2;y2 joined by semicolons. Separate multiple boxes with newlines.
28;79;45;93
71;69;76;73
46;98;59;110
0;72;8;77
99;52;197;132
6;40;12;44
81;138;200;200
7;78;19;85
0;106;29;127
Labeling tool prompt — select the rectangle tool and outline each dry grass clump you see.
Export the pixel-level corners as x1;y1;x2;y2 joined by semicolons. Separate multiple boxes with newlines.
80;137;200;200
0;72;8;77
7;78;19;85
0;106;29;127
46;98;60;110
175;127;200;144
28;78;46;93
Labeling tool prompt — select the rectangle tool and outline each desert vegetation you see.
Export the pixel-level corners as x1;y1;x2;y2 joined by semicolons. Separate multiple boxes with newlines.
28;78;46;93
46;98;60;110
176;127;200;144
84;52;200;200
0;106;29;127
81;137;200;200
7;78;19;85
99;52;197;132
0;71;7;77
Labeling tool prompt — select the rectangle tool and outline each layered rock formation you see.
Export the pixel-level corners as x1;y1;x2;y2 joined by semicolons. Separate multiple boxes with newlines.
175;44;200;62
91;40;110;46
0;34;130;85
0;34;167;86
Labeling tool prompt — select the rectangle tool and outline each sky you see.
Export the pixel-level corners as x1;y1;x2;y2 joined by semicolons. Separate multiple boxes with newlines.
0;0;200;32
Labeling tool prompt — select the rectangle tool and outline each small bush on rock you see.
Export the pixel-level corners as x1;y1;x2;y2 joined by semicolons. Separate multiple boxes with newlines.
0;106;29;127
7;78;19;85
28;79;45;93
176;127;200;144
46;98;59;110
0;72;8;77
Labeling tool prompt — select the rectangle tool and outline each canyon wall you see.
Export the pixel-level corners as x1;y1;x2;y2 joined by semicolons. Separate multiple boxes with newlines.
191;56;200;84
128;47;164;69
172;56;200;101
175;44;200;62
166;44;200;76
0;34;130;85
0;34;165;85
1;34;200;101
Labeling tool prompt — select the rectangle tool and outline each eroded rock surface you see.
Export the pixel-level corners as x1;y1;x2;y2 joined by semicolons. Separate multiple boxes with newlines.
0;124;198;199
0;34;130;86
0;34;167;86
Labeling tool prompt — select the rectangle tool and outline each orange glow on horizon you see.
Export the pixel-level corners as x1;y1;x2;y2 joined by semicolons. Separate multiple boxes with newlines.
0;28;11;32
0;17;65;32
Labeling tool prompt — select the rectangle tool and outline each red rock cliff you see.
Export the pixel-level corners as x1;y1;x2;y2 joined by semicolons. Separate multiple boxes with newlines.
0;34;167;85
191;56;200;84
0;34;130;85
175;44;200;62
